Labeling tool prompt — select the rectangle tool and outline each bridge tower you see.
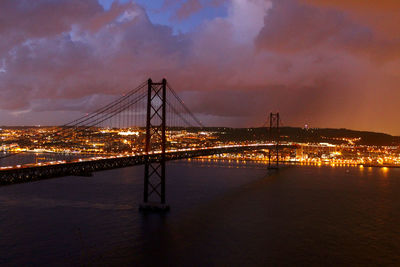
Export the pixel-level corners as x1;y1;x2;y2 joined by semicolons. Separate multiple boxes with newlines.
139;78;169;212
268;112;280;169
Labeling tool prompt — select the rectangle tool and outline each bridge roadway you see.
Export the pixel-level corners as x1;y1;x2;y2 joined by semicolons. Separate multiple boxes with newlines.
0;144;279;186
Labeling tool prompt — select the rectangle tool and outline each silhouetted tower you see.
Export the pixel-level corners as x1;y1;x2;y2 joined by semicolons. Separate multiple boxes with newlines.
268;112;280;169
140;78;169;211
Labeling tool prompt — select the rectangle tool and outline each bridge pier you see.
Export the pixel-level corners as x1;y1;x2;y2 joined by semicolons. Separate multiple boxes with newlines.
268;112;280;170
139;78;170;212
139;202;170;212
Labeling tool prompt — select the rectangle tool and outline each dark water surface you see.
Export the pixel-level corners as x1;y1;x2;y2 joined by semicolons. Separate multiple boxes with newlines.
1;161;400;266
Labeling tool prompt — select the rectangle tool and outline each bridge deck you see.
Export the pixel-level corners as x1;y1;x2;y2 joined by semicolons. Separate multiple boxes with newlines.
0;144;275;186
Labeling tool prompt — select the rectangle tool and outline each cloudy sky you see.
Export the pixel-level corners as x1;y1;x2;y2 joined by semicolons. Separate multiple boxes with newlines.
0;0;399;133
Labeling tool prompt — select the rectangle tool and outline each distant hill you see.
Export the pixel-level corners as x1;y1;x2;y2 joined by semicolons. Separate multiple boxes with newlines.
203;127;400;146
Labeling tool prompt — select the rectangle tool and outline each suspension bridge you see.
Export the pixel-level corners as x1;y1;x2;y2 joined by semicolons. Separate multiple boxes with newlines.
0;79;282;211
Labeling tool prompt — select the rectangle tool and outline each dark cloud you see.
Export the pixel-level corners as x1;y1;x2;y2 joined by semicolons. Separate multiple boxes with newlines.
301;0;400;36
0;1;190;110
255;0;400;62
0;0;102;34
256;0;372;53
1;0;400;134
0;0;102;54
169;0;227;21
176;0;203;20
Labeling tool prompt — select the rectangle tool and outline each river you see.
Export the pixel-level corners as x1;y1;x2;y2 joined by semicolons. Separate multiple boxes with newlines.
1;160;399;266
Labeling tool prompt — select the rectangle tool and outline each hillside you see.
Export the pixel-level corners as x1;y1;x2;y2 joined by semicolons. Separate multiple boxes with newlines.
205;127;400;146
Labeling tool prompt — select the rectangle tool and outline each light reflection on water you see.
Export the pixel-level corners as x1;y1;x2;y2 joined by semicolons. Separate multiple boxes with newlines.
0;161;400;266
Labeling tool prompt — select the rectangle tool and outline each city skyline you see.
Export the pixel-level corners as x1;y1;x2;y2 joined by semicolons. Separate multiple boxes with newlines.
1;0;400;134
